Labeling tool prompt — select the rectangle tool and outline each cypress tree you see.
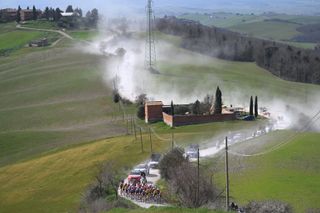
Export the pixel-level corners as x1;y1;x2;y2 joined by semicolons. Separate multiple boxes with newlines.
16;6;21;23
249;96;254;116
214;86;222;114
32;5;37;20
254;96;258;117
171;101;174;116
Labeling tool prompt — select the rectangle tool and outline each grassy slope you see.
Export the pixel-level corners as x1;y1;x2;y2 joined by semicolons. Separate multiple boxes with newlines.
209;131;320;212
0;48;137;166
179;13;320;48
229;21;300;40
0;22;60;55
0;135;167;213
69;30;99;40
0;29;319;212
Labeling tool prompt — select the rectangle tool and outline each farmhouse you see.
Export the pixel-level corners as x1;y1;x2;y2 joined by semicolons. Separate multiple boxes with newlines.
20;9;42;21
0;8;17;22
145;101;236;127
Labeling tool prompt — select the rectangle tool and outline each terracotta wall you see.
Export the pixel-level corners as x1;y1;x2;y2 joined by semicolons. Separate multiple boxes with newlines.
163;112;173;127
162;112;236;127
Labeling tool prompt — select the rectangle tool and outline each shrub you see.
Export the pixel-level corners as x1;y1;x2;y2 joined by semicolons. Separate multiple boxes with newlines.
244;200;293;213
137;105;145;120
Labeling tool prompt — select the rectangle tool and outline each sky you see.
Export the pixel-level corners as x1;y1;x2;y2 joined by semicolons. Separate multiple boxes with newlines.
1;0;320;16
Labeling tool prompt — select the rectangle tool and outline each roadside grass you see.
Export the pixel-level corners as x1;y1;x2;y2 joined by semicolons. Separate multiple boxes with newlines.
109;207;225;213
205;131;320;212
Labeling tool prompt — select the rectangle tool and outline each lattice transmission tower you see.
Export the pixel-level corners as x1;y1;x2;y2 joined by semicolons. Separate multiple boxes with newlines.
145;0;157;70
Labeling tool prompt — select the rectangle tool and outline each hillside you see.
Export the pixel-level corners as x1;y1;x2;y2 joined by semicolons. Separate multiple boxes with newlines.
1;19;320;213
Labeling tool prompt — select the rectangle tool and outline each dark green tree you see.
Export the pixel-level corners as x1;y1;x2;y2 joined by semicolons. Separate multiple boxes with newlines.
74;8;83;17
16;6;21;23
249;96;254;116
66;5;74;13
91;8;99;27
44;7;49;20
214;86;222;114
54;8;62;21
171;101;175;116
254;96;258;117
137;105;145;120
27;6;30;10
192;100;201;115
32;5;37;20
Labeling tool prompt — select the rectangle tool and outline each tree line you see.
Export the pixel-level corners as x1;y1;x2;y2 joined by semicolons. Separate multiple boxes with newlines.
156;16;320;85
0;4;99;29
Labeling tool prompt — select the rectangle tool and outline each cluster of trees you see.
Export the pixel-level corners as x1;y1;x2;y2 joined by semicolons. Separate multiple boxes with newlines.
79;162;136;213
171;86;223;116
157;17;320;84
159;148;218;208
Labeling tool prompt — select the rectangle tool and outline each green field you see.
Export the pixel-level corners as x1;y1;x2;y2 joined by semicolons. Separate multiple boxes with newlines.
0;23;320;213
21;20;58;30
0;22;60;56
69;30;99;40
207;131;320;212
179;13;320;49
229;20;300;40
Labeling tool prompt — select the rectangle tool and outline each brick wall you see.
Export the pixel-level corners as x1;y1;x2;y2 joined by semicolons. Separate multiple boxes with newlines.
162;112;236;127
163;112;173;127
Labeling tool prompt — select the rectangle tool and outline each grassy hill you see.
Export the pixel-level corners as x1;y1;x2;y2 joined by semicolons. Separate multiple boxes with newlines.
179;13;320;49
0;23;320;212
0;22;61;56
206;131;320;212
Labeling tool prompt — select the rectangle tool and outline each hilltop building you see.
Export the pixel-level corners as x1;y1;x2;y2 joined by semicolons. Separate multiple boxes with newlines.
0;8;17;22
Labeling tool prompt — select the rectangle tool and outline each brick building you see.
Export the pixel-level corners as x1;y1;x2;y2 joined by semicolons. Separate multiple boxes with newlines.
145;101;164;123
19;9;42;21
0;8;17;22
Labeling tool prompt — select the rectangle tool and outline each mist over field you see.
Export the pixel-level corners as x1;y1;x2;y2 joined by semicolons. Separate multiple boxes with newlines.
81;17;320;132
2;0;320;15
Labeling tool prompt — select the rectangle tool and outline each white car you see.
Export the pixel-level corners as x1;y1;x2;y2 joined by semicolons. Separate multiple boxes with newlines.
134;163;149;175
148;153;162;169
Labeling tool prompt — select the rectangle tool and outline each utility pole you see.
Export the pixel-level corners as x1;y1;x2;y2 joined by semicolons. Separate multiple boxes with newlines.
171;131;174;150
149;127;153;153
126;118;129;135
133;118;137;140
225;136;230;211
197;148;200;207
140;127;144;153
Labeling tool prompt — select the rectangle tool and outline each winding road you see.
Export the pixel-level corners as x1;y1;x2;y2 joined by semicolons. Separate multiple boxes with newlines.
16;24;74;40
